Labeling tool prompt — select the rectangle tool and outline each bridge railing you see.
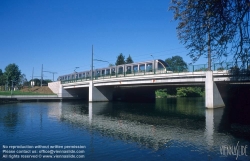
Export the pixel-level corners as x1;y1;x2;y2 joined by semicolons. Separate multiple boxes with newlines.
61;61;250;84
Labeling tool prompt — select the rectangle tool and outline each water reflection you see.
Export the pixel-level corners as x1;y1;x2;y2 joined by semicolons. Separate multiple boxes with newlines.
0;99;249;160
0;104;24;133
3;112;18;130
205;108;225;147
51;99;243;151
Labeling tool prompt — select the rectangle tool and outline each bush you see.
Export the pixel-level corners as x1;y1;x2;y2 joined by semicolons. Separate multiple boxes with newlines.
155;89;168;98
176;87;204;97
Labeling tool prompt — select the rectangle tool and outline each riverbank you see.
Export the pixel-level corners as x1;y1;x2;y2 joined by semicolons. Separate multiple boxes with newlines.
0;86;54;95
0;86;60;103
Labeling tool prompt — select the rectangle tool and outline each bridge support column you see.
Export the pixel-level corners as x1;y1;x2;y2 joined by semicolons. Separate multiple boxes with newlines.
89;82;113;102
205;71;225;108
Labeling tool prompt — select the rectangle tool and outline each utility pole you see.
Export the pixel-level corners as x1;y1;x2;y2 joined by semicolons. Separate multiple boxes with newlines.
91;45;93;81
41;64;43;87
31;67;34;87
207;11;211;71
11;80;15;95
43;71;57;81
208;28;211;71
51;72;57;81
32;67;34;81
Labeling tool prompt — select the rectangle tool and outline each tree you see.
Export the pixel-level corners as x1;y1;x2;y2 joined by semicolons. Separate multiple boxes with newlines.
4;63;21;88
109;63;115;67
170;0;250;65
18;74;28;88
115;53;126;65
126;54;134;64
31;78;41;86
0;69;5;86
165;55;188;72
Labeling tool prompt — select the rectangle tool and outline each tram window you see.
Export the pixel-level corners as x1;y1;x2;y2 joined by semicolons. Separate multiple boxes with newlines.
158;62;164;69
111;68;115;75
146;63;152;72
133;65;138;72
139;65;145;71
126;66;131;74
96;71;100;76
106;69;110;75
118;67;123;74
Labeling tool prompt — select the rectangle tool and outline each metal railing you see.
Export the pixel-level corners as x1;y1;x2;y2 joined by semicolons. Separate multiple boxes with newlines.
61;61;250;84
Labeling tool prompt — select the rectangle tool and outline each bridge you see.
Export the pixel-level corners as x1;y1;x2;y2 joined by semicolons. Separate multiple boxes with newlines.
48;61;250;108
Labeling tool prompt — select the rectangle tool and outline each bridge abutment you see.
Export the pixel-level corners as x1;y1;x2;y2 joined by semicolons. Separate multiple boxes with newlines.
89;82;113;102
205;71;225;108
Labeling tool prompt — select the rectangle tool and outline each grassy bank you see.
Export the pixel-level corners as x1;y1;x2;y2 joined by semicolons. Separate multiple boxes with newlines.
0;86;55;96
0;91;56;96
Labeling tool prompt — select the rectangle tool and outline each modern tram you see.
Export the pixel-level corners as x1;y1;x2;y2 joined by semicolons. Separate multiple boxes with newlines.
58;59;169;81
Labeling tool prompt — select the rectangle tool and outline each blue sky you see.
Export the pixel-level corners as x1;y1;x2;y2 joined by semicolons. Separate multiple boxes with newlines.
0;0;210;81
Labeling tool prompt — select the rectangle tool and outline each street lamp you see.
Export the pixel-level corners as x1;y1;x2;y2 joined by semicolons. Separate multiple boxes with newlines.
94;59;110;77
151;55;155;74
74;67;79;73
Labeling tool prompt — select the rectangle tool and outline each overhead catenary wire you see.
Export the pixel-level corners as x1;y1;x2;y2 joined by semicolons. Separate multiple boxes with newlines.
55;47;192;78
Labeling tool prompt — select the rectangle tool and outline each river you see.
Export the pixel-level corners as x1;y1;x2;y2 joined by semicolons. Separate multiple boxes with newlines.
0;98;249;160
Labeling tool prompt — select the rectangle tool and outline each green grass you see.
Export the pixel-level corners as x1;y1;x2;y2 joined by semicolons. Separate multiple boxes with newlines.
0;91;56;96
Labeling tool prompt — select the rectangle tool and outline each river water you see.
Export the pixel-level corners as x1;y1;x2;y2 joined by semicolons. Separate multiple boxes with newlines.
0;98;249;161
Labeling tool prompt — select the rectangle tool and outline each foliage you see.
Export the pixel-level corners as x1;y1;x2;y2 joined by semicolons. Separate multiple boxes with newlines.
126;55;134;64
229;66;240;75
217;67;225;71
0;69;5;86
4;63;21;88
29;79;52;86
19;74;28;87
170;0;250;64
176;87;204;97
195;67;207;72
109;63;115;67
165;55;188;72
155;89;168;98
115;53;126;65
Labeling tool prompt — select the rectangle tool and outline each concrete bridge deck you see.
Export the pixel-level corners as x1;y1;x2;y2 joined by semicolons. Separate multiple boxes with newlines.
61;70;234;88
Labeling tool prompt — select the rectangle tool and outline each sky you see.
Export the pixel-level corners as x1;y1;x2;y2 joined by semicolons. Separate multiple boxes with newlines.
0;0;210;81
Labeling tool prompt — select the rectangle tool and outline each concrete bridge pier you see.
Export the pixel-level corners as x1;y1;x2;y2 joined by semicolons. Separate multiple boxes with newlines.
205;108;224;146
205;71;225;108
89;82;113;102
